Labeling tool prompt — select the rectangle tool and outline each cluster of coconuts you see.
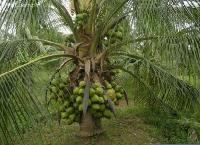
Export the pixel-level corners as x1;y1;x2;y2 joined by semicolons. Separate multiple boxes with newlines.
48;74;81;125
48;74;68;101
75;11;89;29
72;81;113;120
103;26;124;47
48;73;125;125
104;80;124;105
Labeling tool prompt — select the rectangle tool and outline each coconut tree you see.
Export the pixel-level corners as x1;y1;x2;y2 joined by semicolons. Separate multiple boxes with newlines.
1;0;200;144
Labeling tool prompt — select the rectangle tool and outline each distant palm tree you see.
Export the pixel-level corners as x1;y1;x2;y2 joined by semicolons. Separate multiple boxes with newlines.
0;0;200;144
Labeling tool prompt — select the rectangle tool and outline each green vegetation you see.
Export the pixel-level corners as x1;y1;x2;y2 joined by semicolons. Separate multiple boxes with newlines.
13;101;200;145
11;70;200;144
0;0;200;145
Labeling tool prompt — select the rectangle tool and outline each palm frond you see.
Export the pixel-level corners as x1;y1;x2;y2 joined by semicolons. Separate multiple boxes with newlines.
111;52;200;112
0;0;51;36
101;1;200;77
72;0;81;14
111;65;178;113
0;53;76;145
51;0;76;37
108;31;200;80
0;38;70;72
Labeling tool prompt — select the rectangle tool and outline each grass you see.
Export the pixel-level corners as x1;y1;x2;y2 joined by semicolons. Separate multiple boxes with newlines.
14;101;161;145
14;100;200;145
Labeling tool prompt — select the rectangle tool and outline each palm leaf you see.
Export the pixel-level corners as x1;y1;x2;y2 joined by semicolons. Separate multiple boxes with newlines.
82;80;91;115
0;38;70;71
113;52;200;112
111;65;178;114
51;0;76;37
0;0;51;36
0;53;76;144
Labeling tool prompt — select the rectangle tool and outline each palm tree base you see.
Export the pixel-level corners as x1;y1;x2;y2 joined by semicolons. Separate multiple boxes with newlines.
78;112;104;137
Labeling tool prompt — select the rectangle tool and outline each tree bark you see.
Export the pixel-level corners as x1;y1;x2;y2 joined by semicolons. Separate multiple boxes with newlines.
79;112;104;137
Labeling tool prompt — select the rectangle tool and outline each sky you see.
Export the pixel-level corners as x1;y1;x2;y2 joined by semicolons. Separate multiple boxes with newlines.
175;1;199;7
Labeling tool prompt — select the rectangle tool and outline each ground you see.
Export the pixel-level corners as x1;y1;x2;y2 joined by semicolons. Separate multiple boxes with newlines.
13;70;193;145
14;101;162;145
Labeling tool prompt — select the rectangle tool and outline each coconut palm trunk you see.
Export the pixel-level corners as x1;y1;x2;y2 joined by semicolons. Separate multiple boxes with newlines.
79;112;103;137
